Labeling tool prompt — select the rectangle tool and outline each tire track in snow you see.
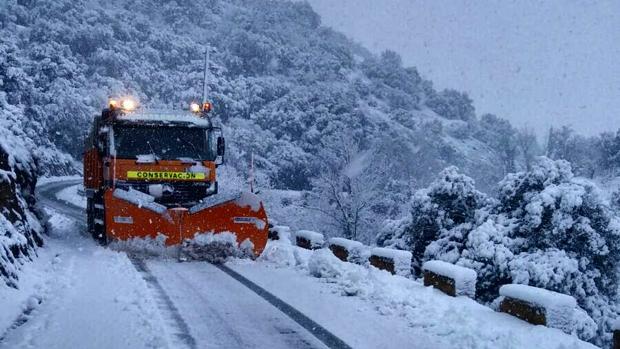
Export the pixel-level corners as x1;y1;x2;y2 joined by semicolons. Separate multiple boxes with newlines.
215;264;353;349
129;257;198;349
37;181;197;349
0;181;83;345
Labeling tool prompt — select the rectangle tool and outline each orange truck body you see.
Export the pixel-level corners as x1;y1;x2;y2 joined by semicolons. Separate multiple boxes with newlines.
83;107;268;256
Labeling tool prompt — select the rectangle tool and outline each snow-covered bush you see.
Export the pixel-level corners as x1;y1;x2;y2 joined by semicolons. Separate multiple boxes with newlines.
380;158;620;345
468;158;620;344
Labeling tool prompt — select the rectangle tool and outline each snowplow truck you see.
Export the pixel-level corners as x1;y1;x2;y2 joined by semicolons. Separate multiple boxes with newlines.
83;99;268;257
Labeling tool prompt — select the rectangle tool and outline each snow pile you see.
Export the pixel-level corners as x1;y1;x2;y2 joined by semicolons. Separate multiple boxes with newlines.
113;188;167;214
259;240;312;269
109;234;176;258
295;230;325;249
423;260;477;297
184;232;240;263
308;249;347;279
500;284;578;333
370;247;412;276
258;241;296;267
271;225;292;242
613;319;620;331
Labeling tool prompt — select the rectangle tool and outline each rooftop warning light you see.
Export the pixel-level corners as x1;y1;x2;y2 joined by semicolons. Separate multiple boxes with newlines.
190;102;201;113
121;98;137;111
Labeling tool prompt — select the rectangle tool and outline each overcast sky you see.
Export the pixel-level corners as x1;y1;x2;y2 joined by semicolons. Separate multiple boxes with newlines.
305;0;620;136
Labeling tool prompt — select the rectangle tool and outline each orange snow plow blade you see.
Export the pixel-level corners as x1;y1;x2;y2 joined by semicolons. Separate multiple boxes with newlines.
104;189;269;256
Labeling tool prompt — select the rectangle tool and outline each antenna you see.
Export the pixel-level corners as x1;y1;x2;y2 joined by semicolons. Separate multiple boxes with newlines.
249;152;255;193
202;44;210;104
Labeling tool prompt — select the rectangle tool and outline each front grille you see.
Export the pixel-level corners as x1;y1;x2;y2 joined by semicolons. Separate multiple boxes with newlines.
115;181;210;207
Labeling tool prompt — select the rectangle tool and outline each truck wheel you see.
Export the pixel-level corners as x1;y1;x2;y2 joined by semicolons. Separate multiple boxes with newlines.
92;192;108;246
86;198;95;236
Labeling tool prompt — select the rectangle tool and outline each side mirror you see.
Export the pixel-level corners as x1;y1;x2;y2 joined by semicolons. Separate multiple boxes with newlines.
98;128;109;154
215;137;225;165
217;137;225;157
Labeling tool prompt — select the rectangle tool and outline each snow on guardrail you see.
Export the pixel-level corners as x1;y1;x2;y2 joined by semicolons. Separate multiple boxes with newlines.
294;230;324;250
369;247;412;276
499;284;577;333
268;225;292;242
422;260;477;298
327;237;365;263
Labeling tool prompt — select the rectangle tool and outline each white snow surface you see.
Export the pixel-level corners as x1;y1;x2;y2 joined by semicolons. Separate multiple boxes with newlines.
121;109;211;127
235;191;262;212
135;154;158;164
191;231;237;245
328;237;364;251
189;192;239;214
229;241;596;349
37;175;83;186
187;162;210;176
423;260;477;297
113;188;167;214
613;318;620;331
500;284;577;333
295;230;325;247
0;208;170;349
55;184;86;209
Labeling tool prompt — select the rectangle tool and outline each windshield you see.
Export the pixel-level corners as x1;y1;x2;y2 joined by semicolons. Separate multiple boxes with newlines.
113;125;214;161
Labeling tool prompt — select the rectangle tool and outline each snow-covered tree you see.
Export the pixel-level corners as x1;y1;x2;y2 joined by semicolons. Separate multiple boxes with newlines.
378;166;488;272
516;126;539;171
304;134;373;241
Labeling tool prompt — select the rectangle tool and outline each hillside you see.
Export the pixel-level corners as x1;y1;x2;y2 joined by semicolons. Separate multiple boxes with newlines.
0;0;533;240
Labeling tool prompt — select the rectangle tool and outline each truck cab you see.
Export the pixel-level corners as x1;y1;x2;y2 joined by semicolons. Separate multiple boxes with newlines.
83;100;227;244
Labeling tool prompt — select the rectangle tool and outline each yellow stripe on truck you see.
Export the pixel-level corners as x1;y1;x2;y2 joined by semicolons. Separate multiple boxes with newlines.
126;171;206;181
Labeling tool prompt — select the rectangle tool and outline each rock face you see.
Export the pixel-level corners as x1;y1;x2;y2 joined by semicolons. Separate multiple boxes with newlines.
0;142;43;288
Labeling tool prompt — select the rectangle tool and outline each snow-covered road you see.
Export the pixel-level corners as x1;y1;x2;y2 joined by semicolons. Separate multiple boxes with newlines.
144;260;326;349
0;179;598;349
0;180;333;349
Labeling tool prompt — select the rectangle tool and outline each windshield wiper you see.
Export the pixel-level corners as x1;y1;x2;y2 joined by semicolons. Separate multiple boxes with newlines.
184;139;203;161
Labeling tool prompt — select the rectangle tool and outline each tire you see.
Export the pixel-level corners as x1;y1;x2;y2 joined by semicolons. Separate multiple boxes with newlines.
92;192;108;246
86;197;95;237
